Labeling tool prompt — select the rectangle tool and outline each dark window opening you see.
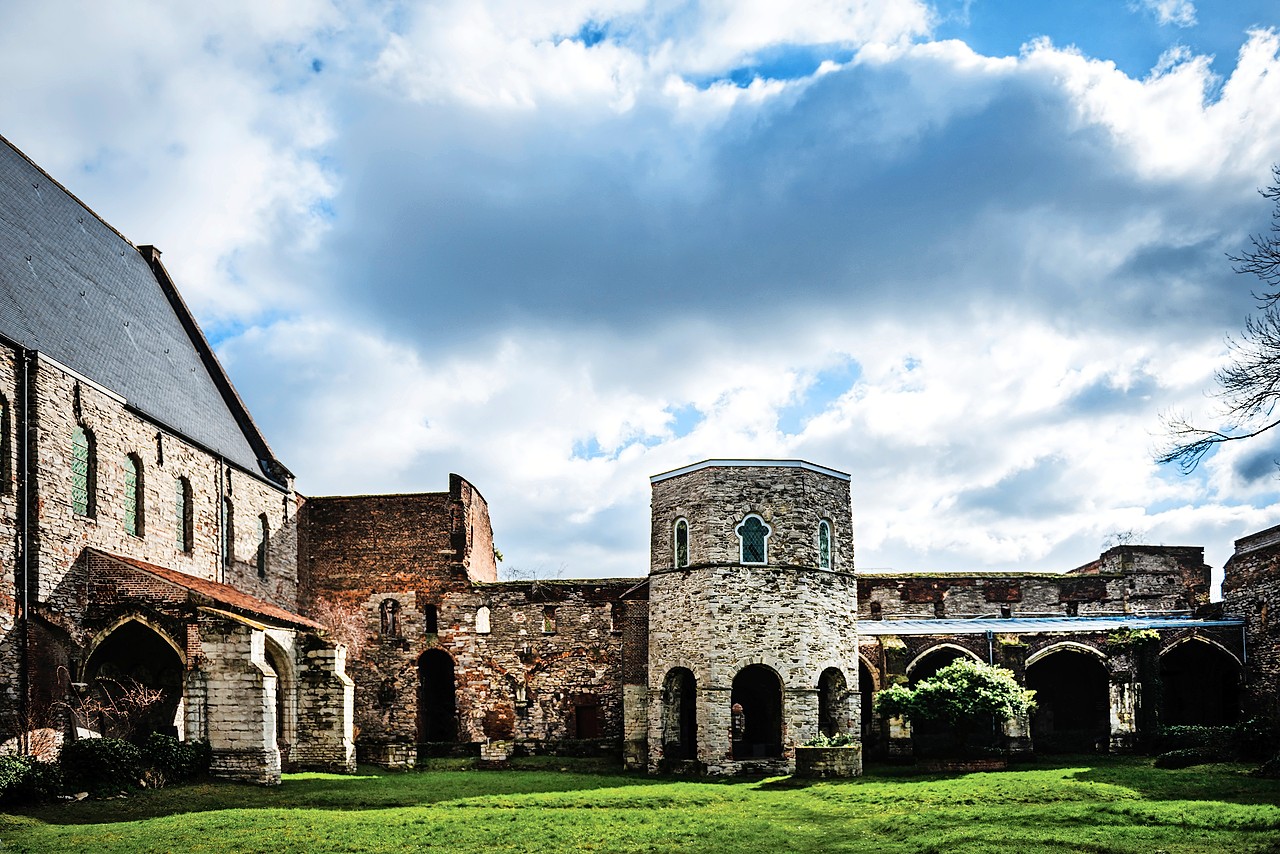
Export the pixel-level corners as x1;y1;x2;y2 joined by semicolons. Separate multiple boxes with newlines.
610;601;624;634
175;477;193;552
257;513;269;579
731;664;783;759
818;667;848;738
380;599;401;638
1027;650;1109;753
662;668;697;761
423;603;438;635
221;497;234;566
575;703;602;739
417;649;457;743
869;601;882;620
1160;641;1241;726
674;519;689;567
859;660;876;745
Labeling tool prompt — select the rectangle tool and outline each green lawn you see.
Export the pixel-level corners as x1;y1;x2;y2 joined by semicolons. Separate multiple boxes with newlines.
2;756;1278;853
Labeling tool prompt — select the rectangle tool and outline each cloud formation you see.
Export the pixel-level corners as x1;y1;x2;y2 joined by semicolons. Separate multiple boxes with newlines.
3;1;1280;586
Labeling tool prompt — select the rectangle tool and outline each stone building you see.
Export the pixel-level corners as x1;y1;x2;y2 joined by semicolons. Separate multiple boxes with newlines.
2;133;1277;782
0;134;354;783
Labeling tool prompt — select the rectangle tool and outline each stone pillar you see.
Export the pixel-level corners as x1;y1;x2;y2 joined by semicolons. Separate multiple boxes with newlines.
1107;653;1139;752
293;635;356;773
199;617;281;785
886;715;914;758
622;683;648;770
879;637;913;758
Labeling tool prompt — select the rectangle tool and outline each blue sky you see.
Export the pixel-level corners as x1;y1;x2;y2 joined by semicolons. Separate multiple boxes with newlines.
2;0;1279;585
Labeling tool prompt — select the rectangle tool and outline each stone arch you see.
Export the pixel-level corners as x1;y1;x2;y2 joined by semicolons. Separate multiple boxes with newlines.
262;636;297;755
661;667;697;761
82;616;185;739
417;648;458;743
1159;637;1241;726
817;667;849;737
1026;645;1109;753
905;644;982;682
1025;640;1107;668
731;663;783;758
858;656;879;743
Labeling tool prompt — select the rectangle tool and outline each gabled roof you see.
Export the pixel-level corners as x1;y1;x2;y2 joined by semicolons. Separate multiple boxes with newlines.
88;548;321;631
0;134;286;485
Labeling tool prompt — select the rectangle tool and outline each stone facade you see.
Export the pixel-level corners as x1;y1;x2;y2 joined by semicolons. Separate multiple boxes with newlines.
1223;527;1280;735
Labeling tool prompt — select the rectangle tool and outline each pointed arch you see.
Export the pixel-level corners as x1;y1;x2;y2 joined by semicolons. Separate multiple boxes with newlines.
72;424;96;517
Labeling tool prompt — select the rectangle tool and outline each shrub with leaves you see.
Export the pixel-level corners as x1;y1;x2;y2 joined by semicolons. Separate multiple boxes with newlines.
59;737;144;794
0;755;63;805
802;731;859;748
875;659;1035;755
142;733;211;784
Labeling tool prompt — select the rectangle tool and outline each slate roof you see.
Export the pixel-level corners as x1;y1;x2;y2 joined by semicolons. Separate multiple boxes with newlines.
89;548;322;631
0;134;284;484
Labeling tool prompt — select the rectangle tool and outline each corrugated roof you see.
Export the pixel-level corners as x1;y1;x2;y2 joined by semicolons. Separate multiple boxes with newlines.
90;548;321;631
858;615;1245;636
0;135;278;482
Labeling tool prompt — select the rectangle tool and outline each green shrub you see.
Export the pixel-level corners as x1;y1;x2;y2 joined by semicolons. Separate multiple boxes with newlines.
0;755;63;805
141;733;211;784
801;732;859;748
1152;718;1276;763
1154;748;1217;769
59;737;144;793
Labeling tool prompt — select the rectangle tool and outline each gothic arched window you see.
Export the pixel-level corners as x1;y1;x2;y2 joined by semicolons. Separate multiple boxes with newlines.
674;518;689;568
818;520;832;569
72;425;96;517
736;515;770;565
124;453;144;536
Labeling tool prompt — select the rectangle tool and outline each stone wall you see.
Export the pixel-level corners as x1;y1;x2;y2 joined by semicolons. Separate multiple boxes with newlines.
1223;527;1280;731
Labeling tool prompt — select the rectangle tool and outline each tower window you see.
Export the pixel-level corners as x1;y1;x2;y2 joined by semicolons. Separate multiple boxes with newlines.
222;497;234;566
674;518;689;568
257;514;270;579
423;603;439;635
175;476;193;552
818;520;832;569
72;425;96;517
736;515;770;565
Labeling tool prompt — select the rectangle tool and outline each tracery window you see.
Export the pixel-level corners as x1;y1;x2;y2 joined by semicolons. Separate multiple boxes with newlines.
72;426;95;517
736;515;770;565
818;520;832;569
124;454;143;536
674;518;689;568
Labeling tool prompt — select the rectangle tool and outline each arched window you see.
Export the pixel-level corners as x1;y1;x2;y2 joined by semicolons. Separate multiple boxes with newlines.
72;425;96;517
674;518;689;568
380;599;401;638
124;454;144;536
175;477;193;552
736;515;770;565
257;514;269;579
221;497;234;567
476;605;491;635
817;520;832;569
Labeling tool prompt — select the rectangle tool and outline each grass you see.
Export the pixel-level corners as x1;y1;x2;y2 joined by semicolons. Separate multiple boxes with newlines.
1;756;1278;853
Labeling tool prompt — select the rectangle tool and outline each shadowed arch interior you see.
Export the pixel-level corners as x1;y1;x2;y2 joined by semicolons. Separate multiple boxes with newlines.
82;620;183;739
661;667;697;761
817;667;848;737
859;660;876;744
1026;648;1109;753
1160;640;1241;726
732;664;783;758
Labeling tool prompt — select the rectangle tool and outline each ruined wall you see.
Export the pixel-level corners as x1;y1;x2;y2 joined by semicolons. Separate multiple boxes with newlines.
1223;527;1280;730
857;546;1209;621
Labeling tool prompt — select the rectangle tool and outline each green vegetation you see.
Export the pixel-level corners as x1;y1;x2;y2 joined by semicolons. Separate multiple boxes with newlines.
2;756;1279;853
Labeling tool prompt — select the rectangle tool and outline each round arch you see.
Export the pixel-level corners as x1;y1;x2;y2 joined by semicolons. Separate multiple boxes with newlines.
731;663;783;759
661;667;698;761
1025;641;1107;668
817;667;849;738
905;644;982;682
263;636;297;753
858;656;879;746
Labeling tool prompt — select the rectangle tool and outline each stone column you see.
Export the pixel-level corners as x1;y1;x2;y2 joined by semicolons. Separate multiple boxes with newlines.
1107;652;1139;752
199;617;281;784
293;634;356;773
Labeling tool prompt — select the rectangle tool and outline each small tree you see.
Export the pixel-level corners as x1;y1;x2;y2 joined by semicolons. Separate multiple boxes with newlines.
875;659;1035;757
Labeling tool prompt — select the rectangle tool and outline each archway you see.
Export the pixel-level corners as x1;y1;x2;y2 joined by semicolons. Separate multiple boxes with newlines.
731;664;783;759
82;619;184;740
858;659;877;745
1160;639;1241;726
1026;647;1109;753
263;641;297;755
661;668;697;760
817;667;848;737
417;649;458;743
906;645;983;749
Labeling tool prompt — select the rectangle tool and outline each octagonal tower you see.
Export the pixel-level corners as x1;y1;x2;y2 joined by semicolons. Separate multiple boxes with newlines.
645;460;860;775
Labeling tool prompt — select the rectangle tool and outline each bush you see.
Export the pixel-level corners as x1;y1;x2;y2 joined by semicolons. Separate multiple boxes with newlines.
1151;718;1276;764
0;755;63;805
1154;748;1217;769
801;732;859;748
59;737;144;793
141;733;211;785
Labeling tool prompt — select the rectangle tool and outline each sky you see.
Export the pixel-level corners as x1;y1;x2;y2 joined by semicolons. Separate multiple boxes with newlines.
2;0;1280;587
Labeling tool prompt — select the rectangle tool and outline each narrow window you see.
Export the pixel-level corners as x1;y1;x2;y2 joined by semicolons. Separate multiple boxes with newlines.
476;605;491;635
423;604;439;635
674;518;689;568
818;520;832;569
222;497;234;566
257;513;269;579
72;426;96;517
175;477;193;552
736;515;770;565
610;602;624;634
124;453;144;536
380;599;401;637
542;606;557;634
0;396;10;494
869;601;883;620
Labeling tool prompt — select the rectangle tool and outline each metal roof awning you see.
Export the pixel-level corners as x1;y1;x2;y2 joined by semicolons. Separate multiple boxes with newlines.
857;615;1245;636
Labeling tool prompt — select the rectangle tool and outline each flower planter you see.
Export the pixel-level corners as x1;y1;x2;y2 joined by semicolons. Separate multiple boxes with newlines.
794;745;863;778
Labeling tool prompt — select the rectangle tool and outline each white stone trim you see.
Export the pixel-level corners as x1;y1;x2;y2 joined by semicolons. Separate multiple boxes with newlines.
651;458;850;483
736;513;771;565
1025;640;1108;668
1158;634;1243;668
904;643;983;678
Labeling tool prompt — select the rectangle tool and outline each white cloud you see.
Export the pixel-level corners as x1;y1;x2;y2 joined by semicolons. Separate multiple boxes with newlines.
1137;0;1199;28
